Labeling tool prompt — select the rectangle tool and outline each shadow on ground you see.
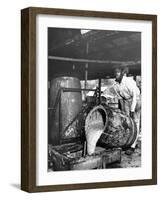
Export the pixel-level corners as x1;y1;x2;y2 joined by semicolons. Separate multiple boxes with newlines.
10;183;20;190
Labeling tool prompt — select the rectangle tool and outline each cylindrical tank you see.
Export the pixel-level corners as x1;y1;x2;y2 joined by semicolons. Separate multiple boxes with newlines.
49;77;82;145
84;104;137;153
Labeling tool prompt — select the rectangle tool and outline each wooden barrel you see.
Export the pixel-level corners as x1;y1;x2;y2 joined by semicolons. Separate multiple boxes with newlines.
49;77;82;145
84;104;137;151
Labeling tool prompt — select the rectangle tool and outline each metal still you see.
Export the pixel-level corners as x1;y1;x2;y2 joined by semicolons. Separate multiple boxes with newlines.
49;76;82;145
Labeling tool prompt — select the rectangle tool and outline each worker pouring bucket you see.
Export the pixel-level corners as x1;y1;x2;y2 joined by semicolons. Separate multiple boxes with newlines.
84;104;137;155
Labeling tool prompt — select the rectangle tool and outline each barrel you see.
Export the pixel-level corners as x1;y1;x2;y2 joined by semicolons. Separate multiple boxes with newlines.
84;104;137;154
49;77;82;145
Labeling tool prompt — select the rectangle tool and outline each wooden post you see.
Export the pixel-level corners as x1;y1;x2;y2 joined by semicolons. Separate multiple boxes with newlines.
98;78;101;104
84;42;89;99
83;42;89;156
59;89;62;144
84;66;88;91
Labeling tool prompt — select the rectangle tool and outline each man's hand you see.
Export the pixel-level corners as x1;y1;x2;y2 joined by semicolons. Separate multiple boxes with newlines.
130;111;134;119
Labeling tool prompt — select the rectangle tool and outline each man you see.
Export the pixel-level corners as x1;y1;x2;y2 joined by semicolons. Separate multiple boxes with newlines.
114;66;141;155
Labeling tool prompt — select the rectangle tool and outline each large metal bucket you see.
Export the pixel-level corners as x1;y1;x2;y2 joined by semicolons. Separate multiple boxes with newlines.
49;77;82;145
84;104;137;152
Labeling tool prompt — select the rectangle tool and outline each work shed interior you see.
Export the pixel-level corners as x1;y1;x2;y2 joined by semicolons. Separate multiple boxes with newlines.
48;28;141;171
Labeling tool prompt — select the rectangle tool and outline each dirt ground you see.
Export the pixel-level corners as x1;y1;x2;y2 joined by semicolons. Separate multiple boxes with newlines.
107;139;141;168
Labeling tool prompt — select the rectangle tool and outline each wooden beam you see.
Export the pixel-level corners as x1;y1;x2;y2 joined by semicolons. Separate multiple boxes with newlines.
48;55;140;66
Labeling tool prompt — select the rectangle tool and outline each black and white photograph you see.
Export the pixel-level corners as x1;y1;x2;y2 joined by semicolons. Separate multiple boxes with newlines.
21;7;157;192
48;28;142;171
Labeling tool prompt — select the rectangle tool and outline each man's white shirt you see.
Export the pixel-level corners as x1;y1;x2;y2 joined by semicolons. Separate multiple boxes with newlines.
114;76;140;112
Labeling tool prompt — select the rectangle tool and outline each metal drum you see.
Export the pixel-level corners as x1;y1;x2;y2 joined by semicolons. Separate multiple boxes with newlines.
49;77;82;145
84;104;137;150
